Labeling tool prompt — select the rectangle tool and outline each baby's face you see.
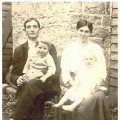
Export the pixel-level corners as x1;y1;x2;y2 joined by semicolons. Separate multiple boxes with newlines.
36;42;49;57
83;55;96;68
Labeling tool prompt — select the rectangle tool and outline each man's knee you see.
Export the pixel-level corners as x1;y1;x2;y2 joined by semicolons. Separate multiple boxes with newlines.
21;81;37;94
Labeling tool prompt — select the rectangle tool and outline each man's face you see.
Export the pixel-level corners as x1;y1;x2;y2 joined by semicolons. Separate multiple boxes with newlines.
24;20;40;40
37;42;49;58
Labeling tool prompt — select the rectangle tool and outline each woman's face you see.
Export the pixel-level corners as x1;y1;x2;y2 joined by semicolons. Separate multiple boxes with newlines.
77;26;90;43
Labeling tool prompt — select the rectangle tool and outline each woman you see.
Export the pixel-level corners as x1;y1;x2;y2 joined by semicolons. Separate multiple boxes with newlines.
60;20;111;120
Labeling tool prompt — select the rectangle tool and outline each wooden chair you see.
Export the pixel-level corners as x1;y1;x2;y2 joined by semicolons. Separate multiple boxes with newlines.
5;65;17;89
5;65;17;101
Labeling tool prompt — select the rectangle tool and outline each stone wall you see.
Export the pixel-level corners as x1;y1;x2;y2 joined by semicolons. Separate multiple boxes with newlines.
12;2;111;70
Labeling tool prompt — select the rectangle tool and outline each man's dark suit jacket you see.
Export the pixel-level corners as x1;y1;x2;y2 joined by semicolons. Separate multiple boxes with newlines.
10;41;61;95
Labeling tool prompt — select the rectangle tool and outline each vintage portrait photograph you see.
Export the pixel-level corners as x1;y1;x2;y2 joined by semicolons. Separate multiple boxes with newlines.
2;1;118;120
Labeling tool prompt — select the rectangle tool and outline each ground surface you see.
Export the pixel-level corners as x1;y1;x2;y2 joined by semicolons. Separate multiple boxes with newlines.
2;95;118;120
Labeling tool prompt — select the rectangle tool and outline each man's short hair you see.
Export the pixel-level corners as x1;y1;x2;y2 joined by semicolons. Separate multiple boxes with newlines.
24;18;40;29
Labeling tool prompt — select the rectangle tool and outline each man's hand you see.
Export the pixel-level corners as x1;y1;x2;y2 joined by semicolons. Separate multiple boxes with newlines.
22;74;30;82
17;76;24;86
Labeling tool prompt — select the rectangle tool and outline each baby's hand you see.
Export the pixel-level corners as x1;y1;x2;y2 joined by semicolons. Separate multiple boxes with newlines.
66;80;74;87
40;76;47;83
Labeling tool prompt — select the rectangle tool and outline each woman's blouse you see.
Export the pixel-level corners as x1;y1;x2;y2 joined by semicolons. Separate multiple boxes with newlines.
61;40;107;85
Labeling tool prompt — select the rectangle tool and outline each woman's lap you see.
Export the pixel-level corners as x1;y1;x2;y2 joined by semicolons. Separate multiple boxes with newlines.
60;91;111;120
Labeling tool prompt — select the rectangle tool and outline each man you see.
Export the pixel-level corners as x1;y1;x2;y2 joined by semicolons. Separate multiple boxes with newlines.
10;18;61;120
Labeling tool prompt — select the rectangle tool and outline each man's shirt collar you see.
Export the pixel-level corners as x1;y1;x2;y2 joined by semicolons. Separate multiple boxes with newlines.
28;39;36;48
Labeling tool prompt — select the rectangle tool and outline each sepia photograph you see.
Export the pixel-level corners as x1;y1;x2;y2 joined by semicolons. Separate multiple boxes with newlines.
2;1;118;120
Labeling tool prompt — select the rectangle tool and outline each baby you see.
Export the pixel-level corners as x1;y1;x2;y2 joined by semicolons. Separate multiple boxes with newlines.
22;40;56;83
53;49;107;111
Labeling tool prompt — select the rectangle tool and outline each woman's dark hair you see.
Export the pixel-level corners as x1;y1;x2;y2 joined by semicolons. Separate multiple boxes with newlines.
76;20;93;33
24;18;40;29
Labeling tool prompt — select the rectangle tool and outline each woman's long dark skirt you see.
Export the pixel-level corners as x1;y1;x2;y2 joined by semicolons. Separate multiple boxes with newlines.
60;91;111;120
